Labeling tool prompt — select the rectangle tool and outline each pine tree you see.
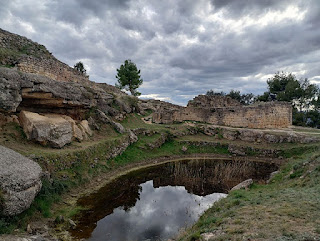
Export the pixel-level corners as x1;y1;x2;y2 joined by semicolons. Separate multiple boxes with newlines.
116;60;143;96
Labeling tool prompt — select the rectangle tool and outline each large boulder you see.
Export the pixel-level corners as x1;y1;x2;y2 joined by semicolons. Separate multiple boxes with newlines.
0;145;42;216
19;111;73;148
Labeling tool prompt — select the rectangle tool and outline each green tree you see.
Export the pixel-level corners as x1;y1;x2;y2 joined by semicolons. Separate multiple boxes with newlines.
74;61;86;74
261;72;319;111
206;90;226;96
116;59;143;96
225;90;255;105
227;90;241;102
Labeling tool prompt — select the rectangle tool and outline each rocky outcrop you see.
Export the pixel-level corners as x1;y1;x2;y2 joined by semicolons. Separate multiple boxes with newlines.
79;120;93;137
19;111;73;148
0;67;138;121
132;128;157;136
19;111;92;148
231;179;253;191
0;145;42;216
145;133;168;150
0;67;113;117
200;125;319;144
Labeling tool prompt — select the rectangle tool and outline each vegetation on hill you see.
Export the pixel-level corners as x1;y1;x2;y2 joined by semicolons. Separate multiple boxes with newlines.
73;61;87;75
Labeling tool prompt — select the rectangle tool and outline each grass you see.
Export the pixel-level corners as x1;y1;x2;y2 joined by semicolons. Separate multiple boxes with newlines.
0;48;19;63
120;113;187;133
178;150;320;241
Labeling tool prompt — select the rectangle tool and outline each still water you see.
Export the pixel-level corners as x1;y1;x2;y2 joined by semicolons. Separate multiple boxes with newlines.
71;158;278;240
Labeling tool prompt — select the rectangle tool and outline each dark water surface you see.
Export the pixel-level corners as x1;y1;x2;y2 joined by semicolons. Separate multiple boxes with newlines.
71;158;278;241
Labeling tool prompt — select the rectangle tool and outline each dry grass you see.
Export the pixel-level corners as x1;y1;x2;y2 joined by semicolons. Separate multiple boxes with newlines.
178;151;320;241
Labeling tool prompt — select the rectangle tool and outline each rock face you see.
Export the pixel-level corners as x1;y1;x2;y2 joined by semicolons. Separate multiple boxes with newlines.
19;111;73;148
199;125;319;144
19;111;93;148
0;145;42;216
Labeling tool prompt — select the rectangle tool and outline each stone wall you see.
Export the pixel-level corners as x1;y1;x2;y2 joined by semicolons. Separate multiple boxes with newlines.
153;96;292;129
188;95;241;108
17;55;89;83
0;28;89;83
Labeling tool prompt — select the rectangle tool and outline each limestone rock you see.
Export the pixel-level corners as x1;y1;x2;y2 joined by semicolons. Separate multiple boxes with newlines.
267;171;279;183
19;111;73;148
132;128;156;136
79;120;93;136
264;134;280;143
222;129;238;141
0;67;123;119
95;109;126;134
115;97;132;113
26;224;32;234
228;145;246;156
231;179;253;191
73;124;84;142
128;130;138;144
68;219;76;229
0;68;23;113
181;146;188;152
146;133;167;149
112;122;126;134
238;129;263;142
0;145;42;216
200;231;226;240
88;116;100;130
61;115;83;142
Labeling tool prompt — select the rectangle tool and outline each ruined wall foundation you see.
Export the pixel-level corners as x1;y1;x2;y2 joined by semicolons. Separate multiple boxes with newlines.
17;56;89;83
0;28;89;84
153;95;292;129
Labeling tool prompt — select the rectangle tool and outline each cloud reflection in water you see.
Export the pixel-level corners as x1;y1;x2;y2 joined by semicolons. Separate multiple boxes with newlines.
89;180;226;241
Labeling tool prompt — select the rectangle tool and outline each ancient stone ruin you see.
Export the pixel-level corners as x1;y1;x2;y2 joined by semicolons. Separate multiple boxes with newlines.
153;95;292;129
0;28;89;84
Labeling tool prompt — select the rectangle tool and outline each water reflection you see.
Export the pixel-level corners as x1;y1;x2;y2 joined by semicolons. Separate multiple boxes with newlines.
89;181;226;241
71;158;278;240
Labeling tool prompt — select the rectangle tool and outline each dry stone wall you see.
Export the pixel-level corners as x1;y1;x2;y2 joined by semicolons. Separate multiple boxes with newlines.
17;55;89;83
0;28;89;84
153;95;292;129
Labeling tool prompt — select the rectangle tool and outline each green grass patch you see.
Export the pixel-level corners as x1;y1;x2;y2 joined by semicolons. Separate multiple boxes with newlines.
179;149;320;241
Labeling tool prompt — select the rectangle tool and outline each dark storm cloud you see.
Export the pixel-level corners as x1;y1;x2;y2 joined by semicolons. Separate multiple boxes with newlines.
210;0;291;16
0;0;319;105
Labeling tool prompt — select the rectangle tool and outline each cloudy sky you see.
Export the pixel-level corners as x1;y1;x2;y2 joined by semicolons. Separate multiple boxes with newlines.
1;0;320;105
